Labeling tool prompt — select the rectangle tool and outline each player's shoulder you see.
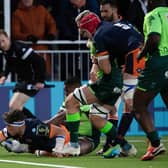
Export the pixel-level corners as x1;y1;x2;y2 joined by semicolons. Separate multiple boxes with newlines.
97;21;113;32
145;7;167;19
94;21;113;40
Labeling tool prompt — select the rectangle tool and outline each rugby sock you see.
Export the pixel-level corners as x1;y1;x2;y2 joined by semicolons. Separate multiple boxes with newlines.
22;107;36;119
115;135;128;147
147;130;160;147
114;113;133;147
100;121;117;146
117;113;133;136
66;112;80;147
103;119;118;150
108;119;118;127
91;125;101;149
55;136;65;151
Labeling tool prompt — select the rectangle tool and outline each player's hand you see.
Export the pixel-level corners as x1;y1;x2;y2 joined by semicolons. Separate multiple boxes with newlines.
89;64;99;83
1;140;12;152
0;76;6;85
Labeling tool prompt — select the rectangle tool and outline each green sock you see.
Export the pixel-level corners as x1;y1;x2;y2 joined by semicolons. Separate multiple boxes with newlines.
100;121;117;144
147;130;160;147
66;112;80;144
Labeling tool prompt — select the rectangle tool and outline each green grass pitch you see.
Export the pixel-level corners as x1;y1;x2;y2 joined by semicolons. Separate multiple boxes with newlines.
0;136;168;168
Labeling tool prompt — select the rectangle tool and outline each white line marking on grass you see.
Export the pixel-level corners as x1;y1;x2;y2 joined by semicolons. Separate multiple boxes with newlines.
101;139;168;143
0;159;84;168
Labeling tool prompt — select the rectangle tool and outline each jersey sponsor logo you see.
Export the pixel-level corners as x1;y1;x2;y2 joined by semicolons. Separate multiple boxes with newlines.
113;87;122;94
36;124;50;137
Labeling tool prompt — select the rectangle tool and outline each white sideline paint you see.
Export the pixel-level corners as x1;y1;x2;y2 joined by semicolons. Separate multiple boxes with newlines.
0;160;84;168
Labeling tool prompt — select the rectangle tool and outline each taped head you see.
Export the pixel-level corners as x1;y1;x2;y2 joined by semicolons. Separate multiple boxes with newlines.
76;10;101;35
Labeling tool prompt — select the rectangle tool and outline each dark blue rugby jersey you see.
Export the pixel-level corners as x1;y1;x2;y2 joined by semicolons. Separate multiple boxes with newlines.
93;21;144;67
19;119;55;152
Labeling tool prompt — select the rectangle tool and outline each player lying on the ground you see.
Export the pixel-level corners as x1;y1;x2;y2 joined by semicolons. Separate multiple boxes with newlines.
0;109;99;157
0;110;68;157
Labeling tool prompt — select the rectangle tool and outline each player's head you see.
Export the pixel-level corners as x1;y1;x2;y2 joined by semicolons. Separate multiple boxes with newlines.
0;29;11;51
64;77;81;96
3;110;25;136
75;10;101;38
100;0;121;22
147;0;166;11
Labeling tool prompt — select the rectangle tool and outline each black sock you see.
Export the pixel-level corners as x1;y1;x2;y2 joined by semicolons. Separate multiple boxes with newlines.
22;107;36;119
115;136;128;147
103;126;117;151
118;113;133;136
147;131;160;147
104;119;118;149
108;119;118;127
66;121;80;144
91;125;101;149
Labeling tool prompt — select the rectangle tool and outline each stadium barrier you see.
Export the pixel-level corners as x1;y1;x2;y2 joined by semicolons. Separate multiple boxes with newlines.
24;40;91;81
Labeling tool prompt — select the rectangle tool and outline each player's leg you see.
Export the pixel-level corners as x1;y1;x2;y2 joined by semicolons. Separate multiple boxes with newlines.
95;104;118;155
108;97;120;127
133;88;166;160
9;82;38;116
115;79;137;156
9;92;30;111
65;85;99;155
89;103;120;158
9;92;36;118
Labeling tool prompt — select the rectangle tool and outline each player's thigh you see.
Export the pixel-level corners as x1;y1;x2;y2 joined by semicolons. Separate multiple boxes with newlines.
71;85;99;105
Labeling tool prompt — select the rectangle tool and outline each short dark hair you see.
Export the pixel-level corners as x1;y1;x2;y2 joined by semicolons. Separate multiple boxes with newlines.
3;110;24;124
64;76;81;87
100;0;118;7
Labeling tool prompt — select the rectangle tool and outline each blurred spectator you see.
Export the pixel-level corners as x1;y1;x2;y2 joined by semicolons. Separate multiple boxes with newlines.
12;0;57;78
115;0;147;34
127;0;147;34
117;0;131;19
56;0;100;41
55;0;100;81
